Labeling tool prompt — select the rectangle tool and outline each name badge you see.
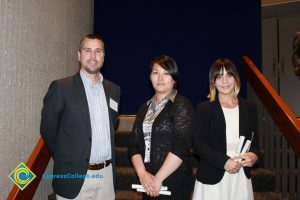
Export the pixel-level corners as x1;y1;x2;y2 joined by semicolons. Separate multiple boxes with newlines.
110;98;118;112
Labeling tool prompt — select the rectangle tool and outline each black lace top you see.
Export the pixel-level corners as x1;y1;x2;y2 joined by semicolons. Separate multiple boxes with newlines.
142;89;177;163
128;94;194;199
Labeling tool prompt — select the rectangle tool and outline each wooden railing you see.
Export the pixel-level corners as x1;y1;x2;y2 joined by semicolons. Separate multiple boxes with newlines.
243;56;300;158
243;56;300;200
6;115;134;199
7;137;51;200
7;57;300;199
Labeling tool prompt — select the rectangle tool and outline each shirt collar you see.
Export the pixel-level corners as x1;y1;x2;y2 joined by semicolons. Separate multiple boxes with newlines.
80;70;103;87
147;89;177;106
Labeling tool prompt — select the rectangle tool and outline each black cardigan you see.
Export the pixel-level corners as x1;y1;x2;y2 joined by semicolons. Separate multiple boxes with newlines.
128;94;194;185
193;97;262;184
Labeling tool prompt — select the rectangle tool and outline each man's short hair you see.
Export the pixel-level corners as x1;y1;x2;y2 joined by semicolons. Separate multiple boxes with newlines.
79;34;105;51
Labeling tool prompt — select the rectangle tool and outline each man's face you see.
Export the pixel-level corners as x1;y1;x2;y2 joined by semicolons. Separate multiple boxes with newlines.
78;38;105;75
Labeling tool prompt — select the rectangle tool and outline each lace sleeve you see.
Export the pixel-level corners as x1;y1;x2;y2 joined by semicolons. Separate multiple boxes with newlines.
170;97;194;160
128;105;145;158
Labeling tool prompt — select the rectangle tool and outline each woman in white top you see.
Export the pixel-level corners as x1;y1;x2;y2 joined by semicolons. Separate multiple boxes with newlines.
192;58;262;200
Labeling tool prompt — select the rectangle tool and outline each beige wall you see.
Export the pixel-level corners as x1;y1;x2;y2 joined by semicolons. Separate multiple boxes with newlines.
0;0;93;199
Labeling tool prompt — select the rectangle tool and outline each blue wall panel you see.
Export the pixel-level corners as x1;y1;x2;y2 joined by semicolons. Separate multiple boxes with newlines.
94;1;262;114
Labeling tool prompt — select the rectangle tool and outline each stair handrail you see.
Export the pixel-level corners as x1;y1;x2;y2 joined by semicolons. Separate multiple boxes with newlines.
7;137;51;200
7;114;131;199
7;58;300;199
243;56;300;158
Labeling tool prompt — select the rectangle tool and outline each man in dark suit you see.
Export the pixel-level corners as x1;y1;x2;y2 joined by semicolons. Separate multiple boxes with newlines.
40;34;120;199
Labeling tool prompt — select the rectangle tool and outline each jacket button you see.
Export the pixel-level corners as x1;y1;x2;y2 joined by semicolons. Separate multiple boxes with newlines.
88;137;91;141
86;158;89;162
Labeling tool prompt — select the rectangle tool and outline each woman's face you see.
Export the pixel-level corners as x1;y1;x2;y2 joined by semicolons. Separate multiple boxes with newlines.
214;68;236;97
150;63;175;95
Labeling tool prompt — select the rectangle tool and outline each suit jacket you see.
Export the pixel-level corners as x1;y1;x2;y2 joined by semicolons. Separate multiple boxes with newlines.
193;97;262;184
40;73;120;199
128;94;194;199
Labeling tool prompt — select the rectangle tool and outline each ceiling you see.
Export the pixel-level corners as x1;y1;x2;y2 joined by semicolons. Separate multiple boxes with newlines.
262;0;300;6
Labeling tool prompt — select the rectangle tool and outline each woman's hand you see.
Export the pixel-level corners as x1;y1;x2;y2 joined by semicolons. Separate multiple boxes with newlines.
150;152;183;197
152;176;163;197
131;155;156;196
138;170;155;196
238;152;258;167
224;158;242;174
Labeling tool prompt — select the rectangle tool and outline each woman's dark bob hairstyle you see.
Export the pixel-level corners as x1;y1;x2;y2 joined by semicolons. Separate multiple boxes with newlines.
150;55;179;88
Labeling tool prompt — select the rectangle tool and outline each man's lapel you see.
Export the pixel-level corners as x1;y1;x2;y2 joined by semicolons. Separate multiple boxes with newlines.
103;79;115;132
73;74;91;135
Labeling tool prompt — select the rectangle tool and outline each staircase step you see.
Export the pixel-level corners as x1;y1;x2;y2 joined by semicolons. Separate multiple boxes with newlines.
48;190;284;200
116;167;275;192
115;191;286;200
116;147;132;167
115;147;275;177
254;192;288;200
116;190;142;200
117;115;136;132
116;146;199;168
116;131;131;147
115;190;285;200
251;168;275;192
114;115;277;197
116;167;138;190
